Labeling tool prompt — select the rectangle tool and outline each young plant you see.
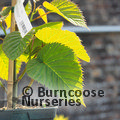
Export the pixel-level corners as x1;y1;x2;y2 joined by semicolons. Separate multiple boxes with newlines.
0;0;90;108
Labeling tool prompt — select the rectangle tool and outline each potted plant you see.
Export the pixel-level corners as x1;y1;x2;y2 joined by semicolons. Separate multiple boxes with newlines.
0;0;90;119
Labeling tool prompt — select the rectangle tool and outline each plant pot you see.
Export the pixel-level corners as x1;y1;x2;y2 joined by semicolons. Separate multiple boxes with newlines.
0;107;57;120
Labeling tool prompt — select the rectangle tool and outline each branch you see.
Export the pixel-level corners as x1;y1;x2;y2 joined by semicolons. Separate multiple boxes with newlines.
16;67;26;83
0;80;7;93
31;35;36;50
0;23;7;36
0;37;4;41
17;79;34;99
32;11;51;22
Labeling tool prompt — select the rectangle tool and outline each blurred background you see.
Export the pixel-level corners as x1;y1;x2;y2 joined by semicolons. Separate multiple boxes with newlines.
0;0;120;120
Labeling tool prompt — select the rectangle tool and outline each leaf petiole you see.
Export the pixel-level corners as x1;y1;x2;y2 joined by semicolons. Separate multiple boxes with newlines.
31;11;51;22
0;22;7;36
0;37;4;41
0;80;7;93
16;67;26;83
17;79;34;99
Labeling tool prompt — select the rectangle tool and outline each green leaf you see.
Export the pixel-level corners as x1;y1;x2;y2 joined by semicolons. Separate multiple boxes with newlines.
35;27;90;62
26;43;82;90
73;77;85;107
30;46;41;57
4;10;11;29
33;21;63;33
0;7;11;28
0;44;26;80
0;44;8;80
25;0;32;16
24;38;43;55
43;0;87;28
3;31;33;60
0;7;11;16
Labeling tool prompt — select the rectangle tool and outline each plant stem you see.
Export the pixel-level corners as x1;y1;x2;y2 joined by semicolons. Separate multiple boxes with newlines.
17;79;34;99
0;37;4;41
0;81;7;93
16;67;26;83
33;2;36;13
0;23;7;36
30;12;34;22
3;86;7;94
15;36;36;83
12;60;18;109
32;11;51;22
31;36;35;50
30;2;37;22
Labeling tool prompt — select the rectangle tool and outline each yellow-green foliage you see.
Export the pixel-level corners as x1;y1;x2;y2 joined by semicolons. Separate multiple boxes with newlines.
0;45;28;80
35;28;90;62
0;0;90;107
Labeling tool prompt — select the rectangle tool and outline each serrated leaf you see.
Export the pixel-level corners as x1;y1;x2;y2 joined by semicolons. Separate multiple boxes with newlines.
33;21;63;33
67;58;85;106
17;54;28;64
38;8;47;23
0;44;26;80
35;28;90;62
43;0;87;28
0;7;11;16
27;43;82;90
24;38;43;55
26;43;84;105
74;77;86;107
25;0;32;16
0;44;9;80
1;7;12;29
3;31;33;60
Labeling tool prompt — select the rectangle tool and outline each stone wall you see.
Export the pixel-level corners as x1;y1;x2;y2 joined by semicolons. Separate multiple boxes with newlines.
59;33;120;120
56;0;120;119
73;0;120;26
